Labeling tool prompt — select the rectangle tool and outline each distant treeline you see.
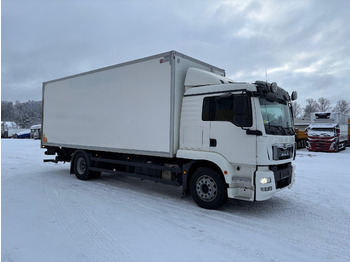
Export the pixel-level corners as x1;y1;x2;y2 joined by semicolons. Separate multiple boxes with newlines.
292;98;349;119
1;101;42;128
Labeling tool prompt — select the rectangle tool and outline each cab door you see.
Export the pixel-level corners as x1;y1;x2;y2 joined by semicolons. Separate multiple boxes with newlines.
202;93;257;166
180;95;210;152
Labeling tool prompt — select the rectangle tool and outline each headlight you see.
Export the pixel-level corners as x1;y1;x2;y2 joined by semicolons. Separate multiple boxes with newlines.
260;177;272;184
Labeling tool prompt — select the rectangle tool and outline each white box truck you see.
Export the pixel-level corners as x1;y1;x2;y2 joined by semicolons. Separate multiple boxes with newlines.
306;112;348;152
42;51;298;209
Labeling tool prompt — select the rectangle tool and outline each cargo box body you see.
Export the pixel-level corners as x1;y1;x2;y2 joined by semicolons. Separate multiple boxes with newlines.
42;51;225;157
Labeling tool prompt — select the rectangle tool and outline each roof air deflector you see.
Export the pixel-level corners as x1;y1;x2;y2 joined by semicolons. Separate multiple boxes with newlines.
185;68;234;88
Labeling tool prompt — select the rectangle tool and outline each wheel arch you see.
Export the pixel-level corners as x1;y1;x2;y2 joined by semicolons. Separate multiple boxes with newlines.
187;160;223;181
178;150;234;192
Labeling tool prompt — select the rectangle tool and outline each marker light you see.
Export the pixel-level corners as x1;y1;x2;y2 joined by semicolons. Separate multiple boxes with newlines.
270;82;278;93
261;186;272;192
260;177;272;184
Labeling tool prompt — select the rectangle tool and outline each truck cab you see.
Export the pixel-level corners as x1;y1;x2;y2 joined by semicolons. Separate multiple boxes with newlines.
178;69;297;206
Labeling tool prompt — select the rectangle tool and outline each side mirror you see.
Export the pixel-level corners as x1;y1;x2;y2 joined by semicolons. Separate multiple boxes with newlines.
233;95;251;127
291;91;298;101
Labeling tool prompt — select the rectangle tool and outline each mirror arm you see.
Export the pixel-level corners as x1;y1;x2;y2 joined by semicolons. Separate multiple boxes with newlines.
242;128;263;136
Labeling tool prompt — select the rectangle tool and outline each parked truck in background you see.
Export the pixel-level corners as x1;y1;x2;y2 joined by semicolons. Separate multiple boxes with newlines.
294;119;309;149
30;124;41;140
306;112;348;152
42;51;298;209
294;128;308;149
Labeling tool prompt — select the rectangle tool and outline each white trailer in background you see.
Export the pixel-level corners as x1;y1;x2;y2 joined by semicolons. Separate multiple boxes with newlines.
1;121;27;138
42;51;297;209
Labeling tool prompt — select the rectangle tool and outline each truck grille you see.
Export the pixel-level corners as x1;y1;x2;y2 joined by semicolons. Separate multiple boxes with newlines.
307;136;336;151
272;144;293;160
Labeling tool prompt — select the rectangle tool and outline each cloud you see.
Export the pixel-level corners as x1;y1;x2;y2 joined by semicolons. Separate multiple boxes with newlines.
2;0;350;109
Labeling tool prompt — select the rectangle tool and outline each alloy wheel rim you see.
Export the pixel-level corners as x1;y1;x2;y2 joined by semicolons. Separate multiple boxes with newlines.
196;175;218;202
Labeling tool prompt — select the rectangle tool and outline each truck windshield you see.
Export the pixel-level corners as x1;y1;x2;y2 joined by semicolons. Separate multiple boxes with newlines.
260;98;294;136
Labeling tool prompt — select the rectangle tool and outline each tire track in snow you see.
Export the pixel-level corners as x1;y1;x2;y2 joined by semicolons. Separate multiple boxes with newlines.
42;172;131;262
75;178;282;261
43;171;349;261
90;177;349;261
223;199;350;261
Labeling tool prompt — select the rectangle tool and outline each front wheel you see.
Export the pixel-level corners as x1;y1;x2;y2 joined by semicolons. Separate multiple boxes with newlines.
190;167;227;209
335;141;339;152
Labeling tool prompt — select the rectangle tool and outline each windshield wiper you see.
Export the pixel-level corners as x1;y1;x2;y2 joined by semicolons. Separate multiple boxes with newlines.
286;127;295;135
278;126;286;135
266;124;286;135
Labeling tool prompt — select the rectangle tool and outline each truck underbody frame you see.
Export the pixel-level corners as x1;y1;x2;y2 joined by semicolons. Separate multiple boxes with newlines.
43;146;210;197
44;145;294;204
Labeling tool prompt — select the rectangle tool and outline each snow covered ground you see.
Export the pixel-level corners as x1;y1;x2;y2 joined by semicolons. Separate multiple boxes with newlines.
2;139;350;262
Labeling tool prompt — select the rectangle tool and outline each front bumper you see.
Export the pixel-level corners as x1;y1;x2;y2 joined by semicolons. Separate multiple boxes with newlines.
255;163;295;201
307;136;337;152
227;163;295;201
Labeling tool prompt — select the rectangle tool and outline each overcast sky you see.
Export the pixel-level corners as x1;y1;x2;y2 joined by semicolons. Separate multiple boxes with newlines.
2;0;350;107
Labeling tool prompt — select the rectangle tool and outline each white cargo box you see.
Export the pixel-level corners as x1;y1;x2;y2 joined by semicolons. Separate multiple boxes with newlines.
42;51;225;157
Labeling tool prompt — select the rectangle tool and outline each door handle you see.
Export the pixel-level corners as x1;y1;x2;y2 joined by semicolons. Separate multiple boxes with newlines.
210;139;217;147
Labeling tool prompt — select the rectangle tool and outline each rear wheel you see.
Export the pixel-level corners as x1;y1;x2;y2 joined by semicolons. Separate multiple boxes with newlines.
73;151;94;180
190;167;227;209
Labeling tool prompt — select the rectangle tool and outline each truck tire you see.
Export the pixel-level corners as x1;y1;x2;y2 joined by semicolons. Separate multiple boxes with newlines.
297;141;301;149
190;167;227;209
73;151;92;180
335;141;339;152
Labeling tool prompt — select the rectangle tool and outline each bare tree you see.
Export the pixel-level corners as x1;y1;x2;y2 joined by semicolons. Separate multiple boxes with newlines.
318;97;331;112
291;101;302;119
1;101;15;121
14;101;42;128
303;98;319;118
333;100;350;115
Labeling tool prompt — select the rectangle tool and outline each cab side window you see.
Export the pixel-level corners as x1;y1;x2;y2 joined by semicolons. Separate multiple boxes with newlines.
202;94;252;127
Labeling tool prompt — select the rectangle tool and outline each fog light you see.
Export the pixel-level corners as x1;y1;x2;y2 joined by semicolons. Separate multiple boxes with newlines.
260;177;271;184
261;186;272;192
